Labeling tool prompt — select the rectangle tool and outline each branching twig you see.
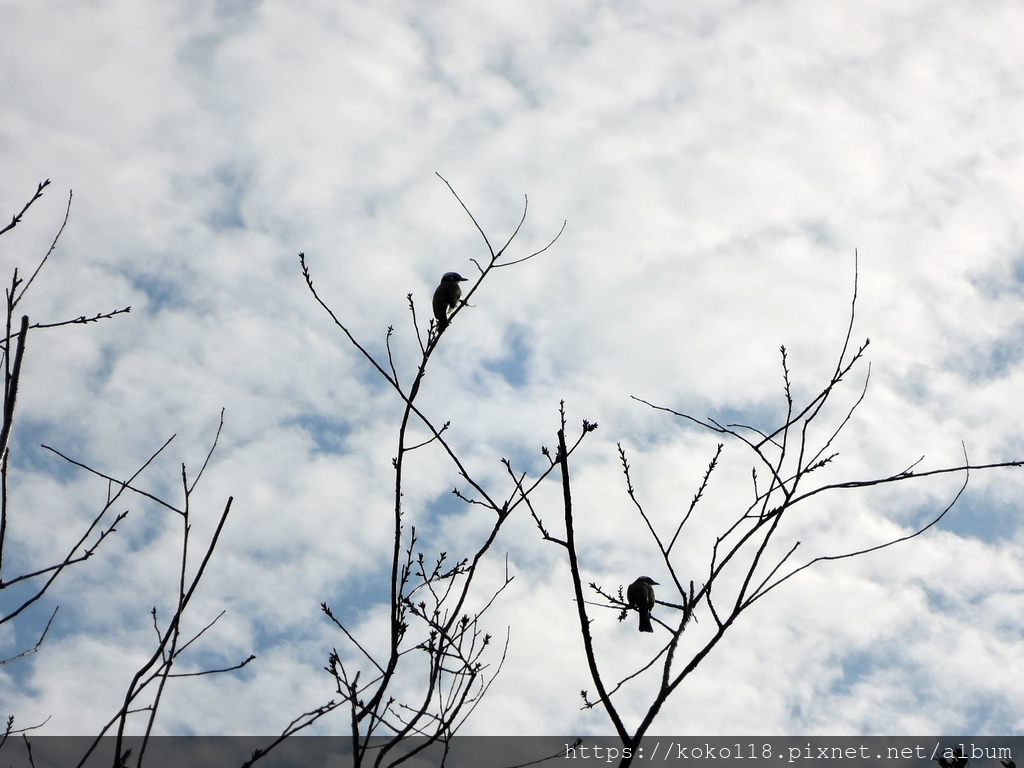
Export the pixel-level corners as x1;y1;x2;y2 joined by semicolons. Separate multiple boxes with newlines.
251;179;567;767
0;180;50;239
547;252;1024;765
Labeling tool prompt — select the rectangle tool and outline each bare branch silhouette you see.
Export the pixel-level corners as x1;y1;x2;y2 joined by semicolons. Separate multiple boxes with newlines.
544;253;1023;764
0;182;247;768
250;179;569;767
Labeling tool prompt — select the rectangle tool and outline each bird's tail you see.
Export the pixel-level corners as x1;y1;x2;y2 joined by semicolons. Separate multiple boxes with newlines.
638;611;653;633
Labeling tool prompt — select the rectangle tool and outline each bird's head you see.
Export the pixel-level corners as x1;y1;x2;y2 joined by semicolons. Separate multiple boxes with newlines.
441;272;467;283
638;576;659;586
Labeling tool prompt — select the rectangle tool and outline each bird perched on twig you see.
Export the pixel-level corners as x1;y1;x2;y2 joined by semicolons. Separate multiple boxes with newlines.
432;272;467;331
627;576;658;633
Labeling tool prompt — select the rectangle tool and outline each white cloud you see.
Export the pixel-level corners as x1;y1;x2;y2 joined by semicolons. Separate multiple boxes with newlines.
0;0;1022;742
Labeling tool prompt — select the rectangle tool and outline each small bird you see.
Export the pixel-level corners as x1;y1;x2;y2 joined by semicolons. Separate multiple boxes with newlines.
626;576;658;633
432;272;467;331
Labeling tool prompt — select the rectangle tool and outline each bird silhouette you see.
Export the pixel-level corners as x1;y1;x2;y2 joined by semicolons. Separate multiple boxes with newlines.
626;576;658;633
432;272;467;331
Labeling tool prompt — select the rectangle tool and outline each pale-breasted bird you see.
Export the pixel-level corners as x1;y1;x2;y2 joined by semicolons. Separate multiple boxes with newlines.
626;576;658;633
432;272;467;331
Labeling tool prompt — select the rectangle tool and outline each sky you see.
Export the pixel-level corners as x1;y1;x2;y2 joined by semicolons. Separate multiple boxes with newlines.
1;0;1022;741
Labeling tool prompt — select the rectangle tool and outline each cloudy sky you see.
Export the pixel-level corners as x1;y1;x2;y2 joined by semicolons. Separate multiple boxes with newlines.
1;0;1022;740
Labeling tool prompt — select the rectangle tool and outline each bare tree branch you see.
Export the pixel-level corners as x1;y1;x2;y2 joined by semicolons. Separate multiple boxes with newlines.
548;252;1024;764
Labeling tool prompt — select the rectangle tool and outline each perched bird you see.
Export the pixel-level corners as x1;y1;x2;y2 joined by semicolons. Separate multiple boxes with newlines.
432;272;467;331
626;576;658;633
